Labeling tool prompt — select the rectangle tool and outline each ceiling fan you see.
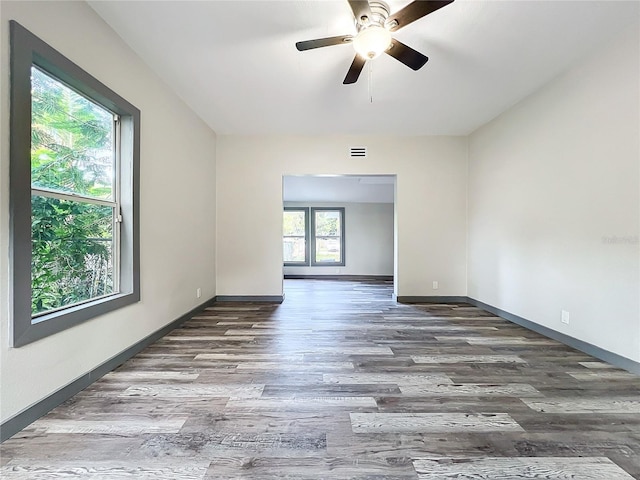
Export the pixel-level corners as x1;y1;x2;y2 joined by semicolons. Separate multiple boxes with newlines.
296;0;453;84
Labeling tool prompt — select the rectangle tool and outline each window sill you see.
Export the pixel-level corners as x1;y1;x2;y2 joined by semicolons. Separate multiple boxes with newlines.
13;290;139;348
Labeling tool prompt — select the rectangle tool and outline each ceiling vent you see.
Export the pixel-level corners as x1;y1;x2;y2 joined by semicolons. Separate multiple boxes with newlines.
350;147;367;158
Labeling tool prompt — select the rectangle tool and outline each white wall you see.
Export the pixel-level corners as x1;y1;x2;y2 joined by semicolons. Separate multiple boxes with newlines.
216;135;468;298
283;202;394;276
468;23;640;362
0;1;217;422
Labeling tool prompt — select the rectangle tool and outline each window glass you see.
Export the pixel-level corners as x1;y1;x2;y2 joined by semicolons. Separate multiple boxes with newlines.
31;196;115;315
283;210;306;236
31;67;115;200
283;210;307;263
30;67;118;318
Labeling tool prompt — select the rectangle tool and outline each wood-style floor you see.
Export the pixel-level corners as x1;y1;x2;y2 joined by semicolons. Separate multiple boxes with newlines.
2;279;640;479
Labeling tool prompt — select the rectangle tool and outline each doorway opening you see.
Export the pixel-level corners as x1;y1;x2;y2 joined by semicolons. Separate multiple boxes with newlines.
281;174;397;298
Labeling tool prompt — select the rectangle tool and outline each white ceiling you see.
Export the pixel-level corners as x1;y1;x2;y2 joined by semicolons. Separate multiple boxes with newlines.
88;0;637;136
283;175;395;203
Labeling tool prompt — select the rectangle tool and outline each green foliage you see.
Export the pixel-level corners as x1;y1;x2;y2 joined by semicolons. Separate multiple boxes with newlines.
283;210;306;236
30;67;115;315
31;67;113;198
315;211;340;236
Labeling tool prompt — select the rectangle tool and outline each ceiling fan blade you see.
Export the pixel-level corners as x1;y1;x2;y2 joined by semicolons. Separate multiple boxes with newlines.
296;35;353;51
347;0;373;24
343;55;367;84
385;39;428;71
386;0;454;32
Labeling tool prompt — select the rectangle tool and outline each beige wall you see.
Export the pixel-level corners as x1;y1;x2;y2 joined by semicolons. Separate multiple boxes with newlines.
283;202;394;276
0;1;217;421
468;23;640;361
216;135;468;298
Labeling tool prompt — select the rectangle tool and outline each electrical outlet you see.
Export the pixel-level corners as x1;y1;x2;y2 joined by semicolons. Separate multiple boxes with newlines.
432;281;439;290
561;310;570;325
196;288;202;299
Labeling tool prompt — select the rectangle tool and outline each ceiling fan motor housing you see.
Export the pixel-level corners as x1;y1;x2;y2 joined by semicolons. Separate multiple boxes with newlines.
357;1;390;28
354;1;392;59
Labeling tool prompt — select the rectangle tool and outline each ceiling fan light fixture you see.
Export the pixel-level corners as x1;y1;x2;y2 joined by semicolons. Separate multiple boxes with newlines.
353;25;392;59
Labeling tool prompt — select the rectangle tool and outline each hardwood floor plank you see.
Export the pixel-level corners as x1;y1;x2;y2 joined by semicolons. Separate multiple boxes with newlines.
223;329;314;336
323;373;453;385
103;371;200;381
162;335;256;341
399;383;543;397
206;307;262;311
226;397;378;411
204;456;418;479
33;417;188;435
143;431;327;453
262;384;402;397
120;384;264;398
579;361;616;369
350;413;524;433
522;397;640;413
411;354;527;364
288;347;394;356
567;371;640;381
194;353;304;361
435;336;560;346
413;457;635;479
510;412;640;433
326;430;514;458
235;362;354;371
0;462;209;479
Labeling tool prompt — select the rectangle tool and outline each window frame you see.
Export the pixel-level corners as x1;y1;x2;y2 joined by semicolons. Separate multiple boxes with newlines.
282;206;346;267
283;207;309;266
10;21;140;347
310;207;345;267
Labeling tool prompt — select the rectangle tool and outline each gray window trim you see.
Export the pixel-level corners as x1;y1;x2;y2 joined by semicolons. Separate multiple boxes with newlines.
9;21;140;347
283;207;309;266
310;207;346;267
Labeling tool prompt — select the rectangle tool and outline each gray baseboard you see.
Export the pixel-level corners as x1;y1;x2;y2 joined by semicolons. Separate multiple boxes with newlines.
396;295;469;304
466;297;640;375
214;295;284;303
0;296;217;443
284;275;393;281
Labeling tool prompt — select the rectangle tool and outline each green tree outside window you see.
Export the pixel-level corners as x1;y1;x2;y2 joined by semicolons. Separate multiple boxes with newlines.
30;67;116;315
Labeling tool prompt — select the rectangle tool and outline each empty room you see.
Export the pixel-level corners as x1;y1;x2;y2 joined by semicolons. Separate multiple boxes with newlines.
0;0;639;478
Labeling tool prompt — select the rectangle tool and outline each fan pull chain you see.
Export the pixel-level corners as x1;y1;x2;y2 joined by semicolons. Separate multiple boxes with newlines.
368;61;374;103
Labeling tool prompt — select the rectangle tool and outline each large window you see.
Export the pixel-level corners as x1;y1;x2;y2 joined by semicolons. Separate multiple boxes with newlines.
312;208;344;266
282;207;345;267
10;22;140;346
283;208;309;266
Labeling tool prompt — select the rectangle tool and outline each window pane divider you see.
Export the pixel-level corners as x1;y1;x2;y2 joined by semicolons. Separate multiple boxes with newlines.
31;187;118;208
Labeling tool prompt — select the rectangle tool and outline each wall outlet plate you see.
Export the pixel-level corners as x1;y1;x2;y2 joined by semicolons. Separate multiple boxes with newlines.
561;310;570;324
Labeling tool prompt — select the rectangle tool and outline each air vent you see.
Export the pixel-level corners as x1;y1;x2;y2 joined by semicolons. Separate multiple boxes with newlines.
350;147;367;158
